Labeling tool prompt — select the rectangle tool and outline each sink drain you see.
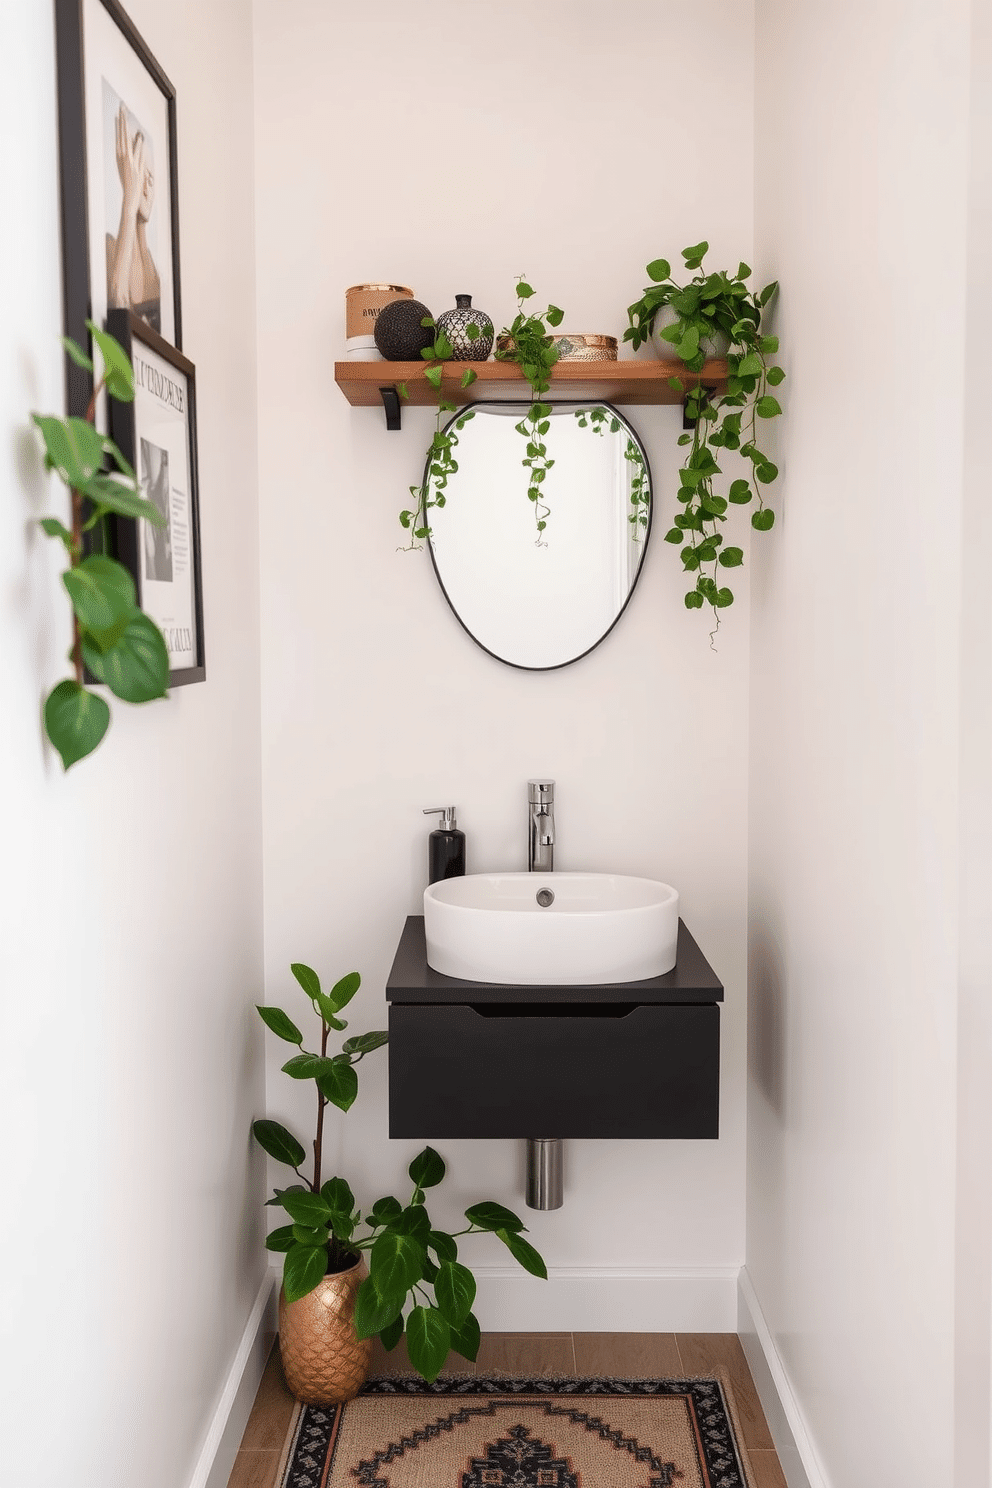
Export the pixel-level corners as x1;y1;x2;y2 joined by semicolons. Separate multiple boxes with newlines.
536;888;555;908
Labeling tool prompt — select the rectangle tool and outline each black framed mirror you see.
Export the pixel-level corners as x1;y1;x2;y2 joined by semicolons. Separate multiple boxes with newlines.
427;401;652;670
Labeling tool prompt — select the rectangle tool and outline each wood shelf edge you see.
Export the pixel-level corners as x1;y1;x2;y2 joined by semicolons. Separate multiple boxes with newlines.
333;358;729;409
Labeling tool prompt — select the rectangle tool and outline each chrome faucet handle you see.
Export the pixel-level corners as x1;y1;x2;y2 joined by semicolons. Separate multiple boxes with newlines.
528;779;555;804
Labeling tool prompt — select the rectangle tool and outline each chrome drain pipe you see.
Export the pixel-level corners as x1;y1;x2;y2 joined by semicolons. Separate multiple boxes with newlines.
526;1137;563;1210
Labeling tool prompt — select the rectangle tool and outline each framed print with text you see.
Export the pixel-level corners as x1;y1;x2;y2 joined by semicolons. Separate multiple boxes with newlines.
55;0;182;415
107;311;204;687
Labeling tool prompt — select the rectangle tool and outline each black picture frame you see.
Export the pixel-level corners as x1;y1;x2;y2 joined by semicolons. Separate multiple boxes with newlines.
54;0;182;417
107;310;205;687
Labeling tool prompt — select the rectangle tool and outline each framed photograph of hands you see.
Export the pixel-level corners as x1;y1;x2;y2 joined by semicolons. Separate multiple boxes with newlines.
55;0;182;416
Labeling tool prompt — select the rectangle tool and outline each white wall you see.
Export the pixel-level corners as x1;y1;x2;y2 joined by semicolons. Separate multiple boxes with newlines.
749;1;977;1482
253;0;756;1325
0;3;265;1485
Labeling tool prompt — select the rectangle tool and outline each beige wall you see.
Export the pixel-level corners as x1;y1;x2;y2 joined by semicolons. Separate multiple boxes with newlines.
0;2;265;1484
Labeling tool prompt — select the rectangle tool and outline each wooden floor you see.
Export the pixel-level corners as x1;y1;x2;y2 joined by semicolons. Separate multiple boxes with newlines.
228;1332;786;1488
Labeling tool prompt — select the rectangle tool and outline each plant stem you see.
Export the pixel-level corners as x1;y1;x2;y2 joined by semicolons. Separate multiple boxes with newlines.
312;1018;329;1192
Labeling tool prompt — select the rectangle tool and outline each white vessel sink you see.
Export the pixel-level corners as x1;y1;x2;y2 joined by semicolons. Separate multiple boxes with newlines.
423;872;680;986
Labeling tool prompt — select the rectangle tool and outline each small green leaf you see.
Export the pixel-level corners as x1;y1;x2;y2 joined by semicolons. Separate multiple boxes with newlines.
408;1147;446;1190
516;281;535;299
756;462;779;483
435;1261;476;1327
714;587;735;608
766;365;786;386
281;1053;329;1079
87;320;134;401
291;962;321;1001
464;1201;525;1234
313;991;345;1027
737;353;763;378
405;1305;450;1383
43;680;110;770
315;1059;359;1112
682;240;709;268
429;1230;458;1263
496;1229;548;1279
756;395;782;418
264;1225;296;1252
82;611;169;703
321;1177;355;1215
353;1275;404;1340
664;527;684;544
646;258;671;282
329;972;361;1012
282;1243;328;1303
728;479;753;504
279;1189;332;1227
370;1230;425;1297
342;1029;389;1057
39;517;75;551
685;591;705;609
62;555;135;634
449;1311;481;1362
718;546;744;568
546;305;564;327
256;1006;304;1045
752;508;776;531
460;368;477;389
390;1204;431;1241
252;1119;306;1168
31;413;103;486
424;365;442;389
292;1224;330;1246
368;1196;403;1227
61;336;94;373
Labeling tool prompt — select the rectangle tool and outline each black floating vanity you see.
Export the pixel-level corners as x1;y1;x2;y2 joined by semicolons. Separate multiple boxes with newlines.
385;916;723;1141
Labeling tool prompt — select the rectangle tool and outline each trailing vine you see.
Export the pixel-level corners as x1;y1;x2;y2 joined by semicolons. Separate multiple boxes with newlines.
574;408;650;540
626;243;784;640
398;317;479;548
494;278;564;544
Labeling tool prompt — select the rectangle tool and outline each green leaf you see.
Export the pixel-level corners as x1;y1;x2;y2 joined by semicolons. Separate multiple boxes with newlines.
433;333;454;361
435;1261;476;1327
32;413;103;486
714;587;735;608
449;1311;481;1362
291;962;321;1001
313;992;345;1028
737;353;763;378
252;1119;307;1168
408;1146;446;1190
676;325;699;361
546;305;564;327
266;1184;305;1206
292;1224;330;1246
87;320;134;401
342;1029;389;1057
102;436;135;480
264;1225;297;1252
62;555;135;634
758;335;779;354
280;1189;332;1226
353;1275;404;1340
685;591;705;610
281;1052;328;1079
756;462;779;483
752;508;776;531
424;365;442;389
321;1177;354;1215
663;527;683;544
283;1243;328;1303
380;1313;404;1351
82;611;169;703
43;680;110;770
728;479;753;503
429;1230;458;1263
756;395;782;418
496;1229;548;1279
405;1305;450;1383
39;517;75;551
370;1230;425;1297
646;258;671;282
460;368;477;389
682;240;709;268
766;365;786;386
61;336;94;373
329;972;362;1012
464;1201;525;1234
718;546;744;568
390;1204;431;1241
516;281;535;298
315;1058;359;1112
368;1196;403;1227
737;261;752;281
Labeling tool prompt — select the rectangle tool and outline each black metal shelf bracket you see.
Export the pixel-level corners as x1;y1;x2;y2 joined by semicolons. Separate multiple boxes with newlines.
380;386;402;431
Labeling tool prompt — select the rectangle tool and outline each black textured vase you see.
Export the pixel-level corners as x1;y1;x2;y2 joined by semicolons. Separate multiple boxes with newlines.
373;298;435;361
434;294;494;361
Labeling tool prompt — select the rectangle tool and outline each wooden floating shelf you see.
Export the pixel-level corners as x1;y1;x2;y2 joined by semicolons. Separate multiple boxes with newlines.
334;358;729;421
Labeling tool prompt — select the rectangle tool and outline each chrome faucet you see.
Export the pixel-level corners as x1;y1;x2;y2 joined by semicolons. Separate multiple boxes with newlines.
528;779;555;872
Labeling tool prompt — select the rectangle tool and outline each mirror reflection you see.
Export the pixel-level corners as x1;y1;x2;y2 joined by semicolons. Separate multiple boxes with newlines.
427;402;652;670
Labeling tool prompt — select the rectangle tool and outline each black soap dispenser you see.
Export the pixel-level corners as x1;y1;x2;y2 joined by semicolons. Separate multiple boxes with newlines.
423;806;466;884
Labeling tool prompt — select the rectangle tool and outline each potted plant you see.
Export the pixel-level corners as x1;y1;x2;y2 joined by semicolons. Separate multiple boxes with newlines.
253;961;546;1401
625;243;784;638
30;324;170;767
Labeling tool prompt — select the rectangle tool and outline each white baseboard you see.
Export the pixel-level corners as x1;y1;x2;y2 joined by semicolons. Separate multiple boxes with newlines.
187;1272;278;1488
472;1265;740;1333
737;1267;829;1488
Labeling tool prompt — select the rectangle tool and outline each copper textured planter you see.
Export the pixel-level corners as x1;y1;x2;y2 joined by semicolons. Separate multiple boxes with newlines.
278;1256;372;1405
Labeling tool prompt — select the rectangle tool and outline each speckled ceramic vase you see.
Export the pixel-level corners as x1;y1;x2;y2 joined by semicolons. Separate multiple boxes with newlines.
434;294;494;360
278;1255;372;1405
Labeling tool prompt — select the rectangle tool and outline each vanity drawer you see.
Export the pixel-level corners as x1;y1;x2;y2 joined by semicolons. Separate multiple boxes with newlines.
388;1002;719;1140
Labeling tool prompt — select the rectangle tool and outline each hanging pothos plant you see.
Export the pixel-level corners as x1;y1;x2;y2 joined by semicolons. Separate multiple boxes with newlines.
574;408;650;541
31;323;170;769
493;278;564;544
398;320;479;548
625;243;784;639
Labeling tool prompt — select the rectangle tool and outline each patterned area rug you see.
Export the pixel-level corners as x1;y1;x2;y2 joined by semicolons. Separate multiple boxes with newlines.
276;1375;754;1488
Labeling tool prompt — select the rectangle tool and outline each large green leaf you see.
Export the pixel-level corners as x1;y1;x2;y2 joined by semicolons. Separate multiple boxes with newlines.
370;1231;425;1297
263;1225;296;1252
281;1053;330;1079
434;1261;476;1328
252;1119;306;1168
408;1146;445;1190
390;1204;430;1241
341;1029;388;1057
255;1005;304;1045
405;1305;450;1383
449;1310;481;1362
329;972;361;1012
464;1201;525;1234
282;1243;329;1303
321;1177;354;1215
61;336;93;373
368;1196;403;1227
88;321;135;402
353;1276;404;1340
279;1189;332;1227
495;1228;548;1279
292;1224;330;1246
63;555;135;634
379;1313;405;1352
82;611;169;703
43;680;110;770
32;413;103;486
315;1058;358;1112
81;472;164;526
290;962;321;1000
428;1230;458;1263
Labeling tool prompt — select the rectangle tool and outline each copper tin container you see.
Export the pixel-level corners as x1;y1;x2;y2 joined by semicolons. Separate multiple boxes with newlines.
495;332;618;362
345;284;413;339
278;1256;372;1405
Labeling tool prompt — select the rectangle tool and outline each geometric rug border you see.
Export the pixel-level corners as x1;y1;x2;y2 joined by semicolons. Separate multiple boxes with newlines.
279;1373;754;1488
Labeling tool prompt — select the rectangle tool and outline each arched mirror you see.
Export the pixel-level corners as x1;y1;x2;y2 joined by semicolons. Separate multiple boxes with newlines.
427;402;652;670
